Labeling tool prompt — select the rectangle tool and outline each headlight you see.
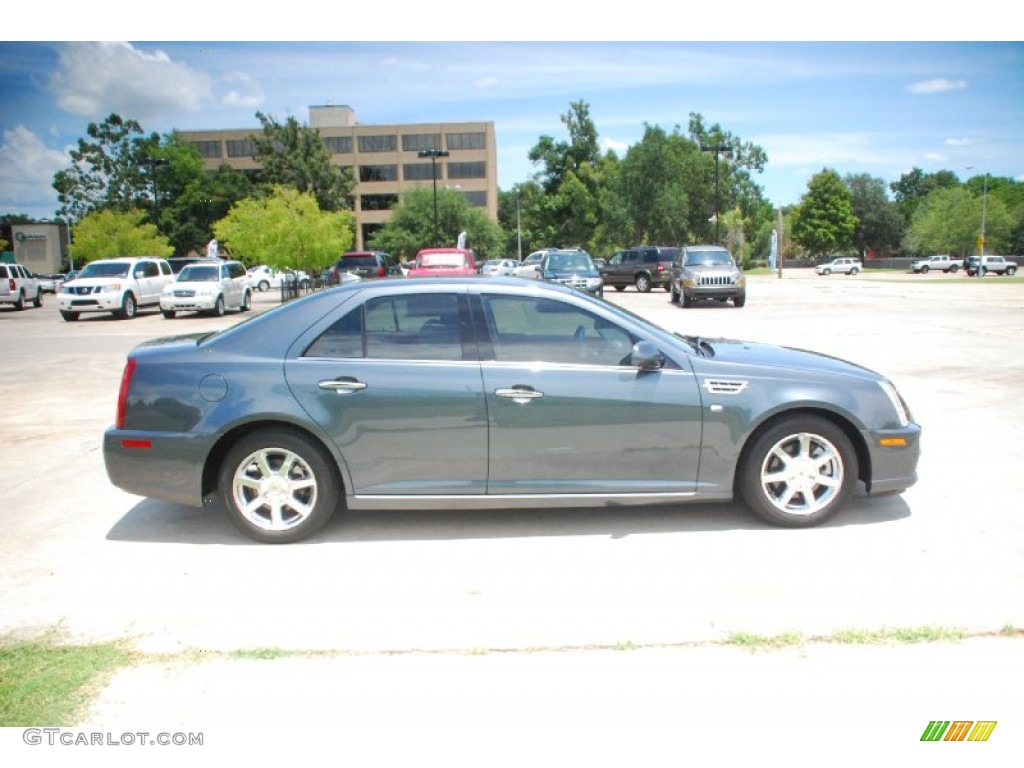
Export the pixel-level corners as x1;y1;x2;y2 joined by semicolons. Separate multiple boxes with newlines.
878;380;912;428
100;283;122;293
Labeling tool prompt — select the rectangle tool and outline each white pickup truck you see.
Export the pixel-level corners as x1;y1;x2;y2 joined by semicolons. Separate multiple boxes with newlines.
910;255;963;273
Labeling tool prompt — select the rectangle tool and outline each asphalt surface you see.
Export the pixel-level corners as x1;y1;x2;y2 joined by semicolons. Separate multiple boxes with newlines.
2;273;1022;765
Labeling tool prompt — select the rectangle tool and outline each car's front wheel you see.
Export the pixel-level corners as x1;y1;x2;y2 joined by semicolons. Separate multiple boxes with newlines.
635;274;652;293
733;294;746;308
212;296;225;317
1007;266;1017;276
218;429;340;543
739;415;857;527
60;310;79;322
849;267;860;275
116;293;137;320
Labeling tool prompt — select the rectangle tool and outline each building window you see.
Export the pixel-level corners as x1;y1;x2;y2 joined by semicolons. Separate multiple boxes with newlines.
192;140;222;159
359;165;398;182
447;161;486;180
461;190;487;207
403;163;439;181
226;139;255;157
402;133;441;153
446;132;486;151
358;135;397;153
360;194;399;211
323;136;353;154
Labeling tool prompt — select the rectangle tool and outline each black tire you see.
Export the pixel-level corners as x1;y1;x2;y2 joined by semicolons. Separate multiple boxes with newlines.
117;293;137;320
258;280;270;292
670;287;680;304
950;264;959;272
733;294;746;308
849;267;860;275
32;290;43;308
161;309;176;319
614;285;625;292
681;292;693;308
920;265;929;274
241;291;252;312
1007;266;1017;276
60;310;79;322
635;273;652;293
822;268;831;276
13;291;25;311
739;415;858;528
218;429;340;543
212;295;225;317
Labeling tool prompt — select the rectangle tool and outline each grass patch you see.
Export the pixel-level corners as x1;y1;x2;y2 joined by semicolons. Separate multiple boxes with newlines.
830;625;965;645
724;631;804;650
0;639;131;726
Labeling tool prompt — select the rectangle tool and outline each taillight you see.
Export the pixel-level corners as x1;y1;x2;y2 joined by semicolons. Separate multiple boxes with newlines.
377;265;385;277
657;263;665;273
7;279;13;290
116;357;137;429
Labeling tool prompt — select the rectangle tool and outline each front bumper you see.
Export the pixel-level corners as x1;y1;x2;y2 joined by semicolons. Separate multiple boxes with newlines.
58;293;123;312
862;423;922;494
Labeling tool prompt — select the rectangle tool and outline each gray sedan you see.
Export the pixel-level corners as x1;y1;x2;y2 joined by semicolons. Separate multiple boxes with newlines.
103;277;920;543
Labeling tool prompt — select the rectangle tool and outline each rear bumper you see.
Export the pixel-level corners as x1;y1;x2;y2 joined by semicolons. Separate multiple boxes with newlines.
103;428;209;508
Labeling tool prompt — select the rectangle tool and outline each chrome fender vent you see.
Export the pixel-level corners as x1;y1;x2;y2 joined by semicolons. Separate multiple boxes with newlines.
703;379;748;395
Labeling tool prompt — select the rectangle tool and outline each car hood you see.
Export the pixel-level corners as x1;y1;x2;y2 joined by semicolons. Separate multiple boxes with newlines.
691;338;879;381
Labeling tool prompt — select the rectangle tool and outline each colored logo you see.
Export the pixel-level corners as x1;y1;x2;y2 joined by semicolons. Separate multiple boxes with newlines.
921;721;997;742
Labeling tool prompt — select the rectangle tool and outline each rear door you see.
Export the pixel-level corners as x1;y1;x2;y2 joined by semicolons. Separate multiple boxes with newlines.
285;289;488;496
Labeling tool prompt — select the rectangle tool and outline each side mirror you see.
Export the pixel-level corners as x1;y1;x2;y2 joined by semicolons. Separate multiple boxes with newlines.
593;259;607;269
630;341;663;371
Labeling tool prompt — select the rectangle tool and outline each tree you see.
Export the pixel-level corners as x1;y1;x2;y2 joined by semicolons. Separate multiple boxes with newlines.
52;113;161;222
890;167;959;223
791;169;858;259
844;173;904;257
213;186;354;271
370;187;503;260
904;186;1014;257
72;209;173;262
251;112;354;212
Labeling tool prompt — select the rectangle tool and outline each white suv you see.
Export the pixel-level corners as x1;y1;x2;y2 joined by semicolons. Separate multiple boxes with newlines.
815;257;862;276
160;260;252;318
58;257;174;321
0;262;43;310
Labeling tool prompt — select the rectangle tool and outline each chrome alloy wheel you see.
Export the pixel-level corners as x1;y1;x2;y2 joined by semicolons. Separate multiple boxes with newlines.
232;446;318;532
758;431;844;516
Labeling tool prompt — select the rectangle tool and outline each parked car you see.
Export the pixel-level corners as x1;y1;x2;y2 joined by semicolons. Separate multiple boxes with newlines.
0;263;44;310
965;255;1017;277
910;255;962;274
481;259;519;277
247;265;279;292
815;257;862;275
38;273;67;293
514;250;550;277
103;277;920;543
330;251;394;282
670;245;746;308
407;247;476;277
58;257;174;321
599;246;678;293
159;260;252;318
533;248;604;296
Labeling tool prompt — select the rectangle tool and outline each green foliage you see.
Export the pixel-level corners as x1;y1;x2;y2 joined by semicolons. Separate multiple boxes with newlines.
52;113;162;222
845;173;904;257
369;187;503;260
791;169;857;259
251;112;354;212
213;185;354;270
890;167;960;221
905;185;1014;256
72;209;173;262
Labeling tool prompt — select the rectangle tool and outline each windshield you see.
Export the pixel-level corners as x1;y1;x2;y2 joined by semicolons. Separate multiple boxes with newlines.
177;265;220;282
684;250;732;267
545;252;593;271
417;252;468;268
79;262;130;278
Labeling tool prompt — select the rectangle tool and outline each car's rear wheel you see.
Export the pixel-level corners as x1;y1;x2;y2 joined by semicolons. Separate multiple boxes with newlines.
635;274;652;293
258;280;269;292
218;429;340;543
849;267;860;275
739;415;857;527
13;291;25;311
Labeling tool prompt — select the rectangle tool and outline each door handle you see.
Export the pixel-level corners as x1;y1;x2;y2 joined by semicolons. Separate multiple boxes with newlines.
495;386;543;405
318;377;367;394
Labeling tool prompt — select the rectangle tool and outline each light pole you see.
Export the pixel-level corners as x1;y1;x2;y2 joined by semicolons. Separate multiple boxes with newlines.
966;165;989;275
701;144;732;243
515;185;522;262
418;149;449;246
141;157;170;230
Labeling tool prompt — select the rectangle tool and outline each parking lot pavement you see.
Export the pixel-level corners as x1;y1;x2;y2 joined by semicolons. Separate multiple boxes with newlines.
1;274;1023;761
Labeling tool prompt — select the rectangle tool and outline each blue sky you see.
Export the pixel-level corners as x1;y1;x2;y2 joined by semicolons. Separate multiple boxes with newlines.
2;37;1022;220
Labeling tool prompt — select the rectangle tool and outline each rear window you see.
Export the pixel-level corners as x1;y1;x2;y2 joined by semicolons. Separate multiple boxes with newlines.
417;252;469;268
342;254;377;268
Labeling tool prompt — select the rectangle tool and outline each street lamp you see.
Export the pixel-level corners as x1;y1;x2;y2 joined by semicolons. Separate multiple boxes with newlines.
515;185;522;262
701;144;732;243
418;149;449;246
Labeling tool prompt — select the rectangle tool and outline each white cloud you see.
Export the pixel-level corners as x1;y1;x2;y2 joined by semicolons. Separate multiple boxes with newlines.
945;137;973;146
0;126;67;217
220;72;264;109
906;77;967;94
49;42;212;120
924;152;947;162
